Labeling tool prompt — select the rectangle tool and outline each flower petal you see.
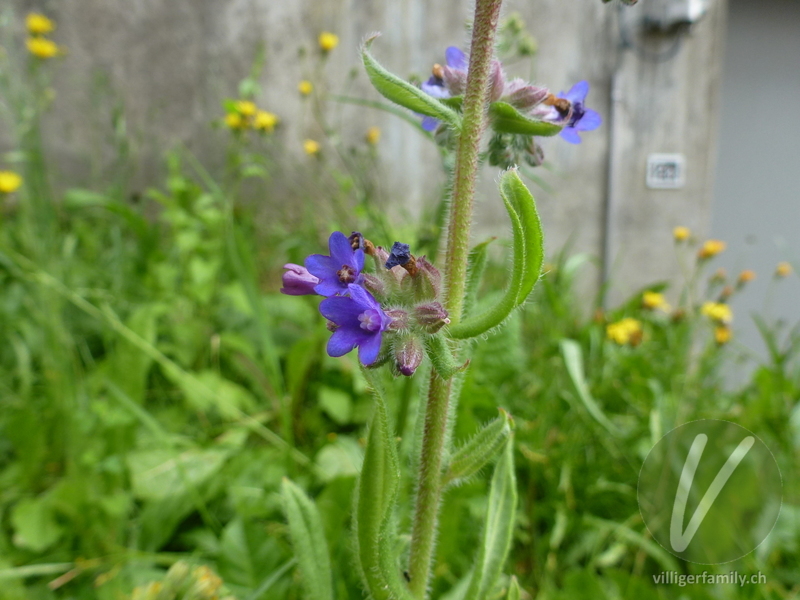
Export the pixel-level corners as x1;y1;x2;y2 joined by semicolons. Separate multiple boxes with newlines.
353;248;365;272
559;127;582;144
445;46;467;70
575;108;602;131
320;296;361;326
347;283;379;311
327;329;358;357
357;332;383;365
305;253;335;278
328;231;353;265
562;80;589;103
314;279;345;297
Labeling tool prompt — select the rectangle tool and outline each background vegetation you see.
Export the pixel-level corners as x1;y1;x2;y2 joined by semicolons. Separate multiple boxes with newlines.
1;12;799;600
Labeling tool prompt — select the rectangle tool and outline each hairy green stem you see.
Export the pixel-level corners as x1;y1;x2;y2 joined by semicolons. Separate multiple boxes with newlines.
407;374;452;598
407;0;504;596
443;0;504;324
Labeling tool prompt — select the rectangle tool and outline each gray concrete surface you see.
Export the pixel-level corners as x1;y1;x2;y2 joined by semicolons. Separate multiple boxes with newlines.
3;0;728;302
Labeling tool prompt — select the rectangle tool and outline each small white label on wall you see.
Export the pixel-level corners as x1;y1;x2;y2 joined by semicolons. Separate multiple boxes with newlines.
647;154;686;189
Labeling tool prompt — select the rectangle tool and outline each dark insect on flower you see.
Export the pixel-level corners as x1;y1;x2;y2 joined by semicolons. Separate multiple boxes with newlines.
319;284;392;365
548;81;602;144
305;231;365;296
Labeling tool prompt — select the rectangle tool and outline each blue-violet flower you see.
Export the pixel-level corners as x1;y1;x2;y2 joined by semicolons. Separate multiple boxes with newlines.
305;231;365;297
555;81;602;144
320;283;392;365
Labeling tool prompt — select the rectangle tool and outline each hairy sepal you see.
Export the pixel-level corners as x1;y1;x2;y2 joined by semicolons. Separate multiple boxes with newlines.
489;101;563;136
281;479;335;600
448;170;543;339
444;409;513;486
354;368;414;600
362;35;462;132
463;440;518;600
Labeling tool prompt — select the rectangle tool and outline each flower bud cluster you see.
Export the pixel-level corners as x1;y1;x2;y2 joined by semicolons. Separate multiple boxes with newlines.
281;231;450;376
418;46;601;163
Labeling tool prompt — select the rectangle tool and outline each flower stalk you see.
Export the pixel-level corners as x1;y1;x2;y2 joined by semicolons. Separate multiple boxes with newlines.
407;0;505;595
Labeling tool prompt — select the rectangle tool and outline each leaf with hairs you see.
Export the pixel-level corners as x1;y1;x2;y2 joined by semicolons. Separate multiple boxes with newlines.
444;409;513;486
464;440;518;600
489;101;563;136
362;35;461;131
281;479;334;600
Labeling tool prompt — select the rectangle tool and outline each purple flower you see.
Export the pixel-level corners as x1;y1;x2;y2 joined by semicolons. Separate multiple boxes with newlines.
305;231;365;297
280;263;320;296
420;47;468;132
320;284;392;365
556;81;602;144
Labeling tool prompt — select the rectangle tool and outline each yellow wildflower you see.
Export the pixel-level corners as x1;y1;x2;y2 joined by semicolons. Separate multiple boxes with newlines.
673;226;690;242
714;326;732;345
0;171;23;194
606;318;643;346
642;291;670;312
303;139;321;155
298;80;313;96
318;32;339;52
27;37;60;59
698;239;726;260
737;270;756;284
235;100;257;117
26;13;55;35
224;112;245;130
701;301;732;325
775;262;792;278
365;126;381;145
254;110;278;132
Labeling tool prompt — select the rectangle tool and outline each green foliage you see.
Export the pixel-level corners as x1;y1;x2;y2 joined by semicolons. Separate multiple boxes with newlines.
281;479;334;600
0;12;798;600
488;102;563;137
449;169;543;339
361;36;461;131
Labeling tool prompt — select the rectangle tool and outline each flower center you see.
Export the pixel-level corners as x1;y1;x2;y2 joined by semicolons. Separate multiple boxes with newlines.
358;309;382;332
568;101;585;127
337;264;357;284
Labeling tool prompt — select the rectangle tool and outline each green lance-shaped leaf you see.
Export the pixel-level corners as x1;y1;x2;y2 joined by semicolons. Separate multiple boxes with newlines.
559;339;622;438
489;101;563;137
449;170;543;339
362;35;462;131
464;440;518;600
424;332;468;380
354;369;415;600
503;171;544;304
444;409;513;486
281;479;334;600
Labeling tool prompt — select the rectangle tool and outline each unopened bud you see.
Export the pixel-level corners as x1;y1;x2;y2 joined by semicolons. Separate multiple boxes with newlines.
362;273;387;297
394;335;424;376
412;256;442;300
488;60;505;103
413;302;450;333
385;309;410;331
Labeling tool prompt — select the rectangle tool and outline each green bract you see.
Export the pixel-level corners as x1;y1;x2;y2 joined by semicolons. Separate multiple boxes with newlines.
489;101;563;137
361;35;462;132
448;169;544;339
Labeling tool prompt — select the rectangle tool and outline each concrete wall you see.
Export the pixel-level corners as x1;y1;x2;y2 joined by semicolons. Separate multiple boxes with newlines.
710;0;800;366
5;0;728;300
